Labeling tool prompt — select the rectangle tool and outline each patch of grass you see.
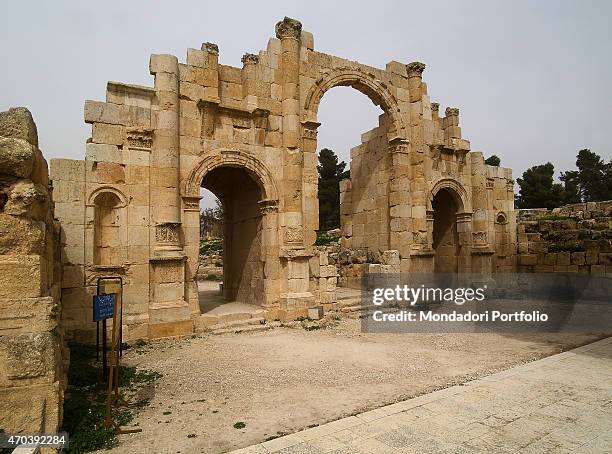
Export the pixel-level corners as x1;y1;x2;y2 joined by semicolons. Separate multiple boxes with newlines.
314;230;340;246
538;214;572;221
203;274;223;281
233;421;247;429
200;238;223;255
549;242;584;252
61;343;161;453
214;260;223;267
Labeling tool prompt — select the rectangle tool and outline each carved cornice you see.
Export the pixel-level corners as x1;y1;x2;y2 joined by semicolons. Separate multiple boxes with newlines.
406;61;426;78
275;16;302;40
202;42;219;55
241;53;259;65
126;127;153;150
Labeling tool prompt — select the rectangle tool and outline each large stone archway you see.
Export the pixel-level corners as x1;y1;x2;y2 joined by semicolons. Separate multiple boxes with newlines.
50;16;517;339
181;150;280;316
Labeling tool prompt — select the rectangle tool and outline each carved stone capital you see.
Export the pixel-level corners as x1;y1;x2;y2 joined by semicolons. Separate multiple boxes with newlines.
431;102;439;113
241;53;259;65
202;42;219;55
388;137;410;154
445;107;460;117
275;16;302;40
406;61;426;78
301;120;321;139
258;199;279;215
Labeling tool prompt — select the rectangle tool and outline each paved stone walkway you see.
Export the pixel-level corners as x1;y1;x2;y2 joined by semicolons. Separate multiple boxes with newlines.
232;337;612;453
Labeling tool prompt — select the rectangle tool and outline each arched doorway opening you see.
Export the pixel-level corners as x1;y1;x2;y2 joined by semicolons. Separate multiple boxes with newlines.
316;86;383;241
197;166;264;312
432;188;460;273
303;68;406;289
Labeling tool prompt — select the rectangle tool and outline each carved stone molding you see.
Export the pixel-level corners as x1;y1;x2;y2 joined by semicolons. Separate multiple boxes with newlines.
284;225;304;243
155;222;180;245
275;16;302;40
126;127;153;150
412;231;428;245
406;61;426;78
472;231;487;245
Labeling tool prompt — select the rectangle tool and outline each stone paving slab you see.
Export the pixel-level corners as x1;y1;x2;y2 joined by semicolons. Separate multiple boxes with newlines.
231;337;612;453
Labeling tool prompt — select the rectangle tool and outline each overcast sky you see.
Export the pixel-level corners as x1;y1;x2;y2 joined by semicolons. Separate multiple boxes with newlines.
2;0;610;206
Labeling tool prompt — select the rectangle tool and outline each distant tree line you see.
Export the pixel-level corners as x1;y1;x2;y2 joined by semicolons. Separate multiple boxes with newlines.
515;149;612;209
200;198;223;239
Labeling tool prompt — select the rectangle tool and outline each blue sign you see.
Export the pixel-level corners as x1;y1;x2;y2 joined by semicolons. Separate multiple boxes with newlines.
93;294;115;321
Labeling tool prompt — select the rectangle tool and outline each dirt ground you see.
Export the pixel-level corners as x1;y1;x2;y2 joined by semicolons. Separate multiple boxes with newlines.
102;320;605;454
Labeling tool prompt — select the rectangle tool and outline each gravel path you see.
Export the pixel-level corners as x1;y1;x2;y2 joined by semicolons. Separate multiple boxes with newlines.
102;320;603;454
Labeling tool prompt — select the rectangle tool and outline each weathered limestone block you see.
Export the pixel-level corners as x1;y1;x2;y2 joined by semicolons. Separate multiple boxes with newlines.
4;180;49;220
0;254;45;298
0;106;38;146
0;137;36;178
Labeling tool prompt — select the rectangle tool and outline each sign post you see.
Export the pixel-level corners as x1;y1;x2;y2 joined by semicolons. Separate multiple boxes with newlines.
92;278;141;434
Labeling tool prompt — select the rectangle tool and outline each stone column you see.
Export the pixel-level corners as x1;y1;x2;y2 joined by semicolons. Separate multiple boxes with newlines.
405;62;434;272
149;54;182;255
276;17;304;246
470;153;494;277
147;54;192;338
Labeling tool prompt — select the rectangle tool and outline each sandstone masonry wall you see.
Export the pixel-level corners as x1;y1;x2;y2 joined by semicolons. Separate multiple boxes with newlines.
0;107;66;434
517;201;612;273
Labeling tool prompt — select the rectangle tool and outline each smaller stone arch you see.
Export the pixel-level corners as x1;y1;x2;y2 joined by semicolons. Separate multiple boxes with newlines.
428;178;471;214
183;149;279;203
495;211;508;224
86;185;128;207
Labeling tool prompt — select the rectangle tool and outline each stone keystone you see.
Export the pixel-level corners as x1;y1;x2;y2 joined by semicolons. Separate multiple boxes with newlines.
406;61;426;78
275;16;302;40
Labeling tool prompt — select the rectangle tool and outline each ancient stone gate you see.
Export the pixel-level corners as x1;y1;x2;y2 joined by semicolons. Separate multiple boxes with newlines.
51;17;516;341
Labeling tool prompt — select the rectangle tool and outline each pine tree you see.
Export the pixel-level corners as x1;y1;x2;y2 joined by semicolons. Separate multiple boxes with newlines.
317;148;349;231
484;155;501;166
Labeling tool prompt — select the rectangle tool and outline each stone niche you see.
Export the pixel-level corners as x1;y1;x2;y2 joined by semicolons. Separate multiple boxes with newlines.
0;107;67;434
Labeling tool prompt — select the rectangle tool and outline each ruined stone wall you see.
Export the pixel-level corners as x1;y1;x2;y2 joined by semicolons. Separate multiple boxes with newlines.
0;107;66;434
340;114;391;252
517;201;612;273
